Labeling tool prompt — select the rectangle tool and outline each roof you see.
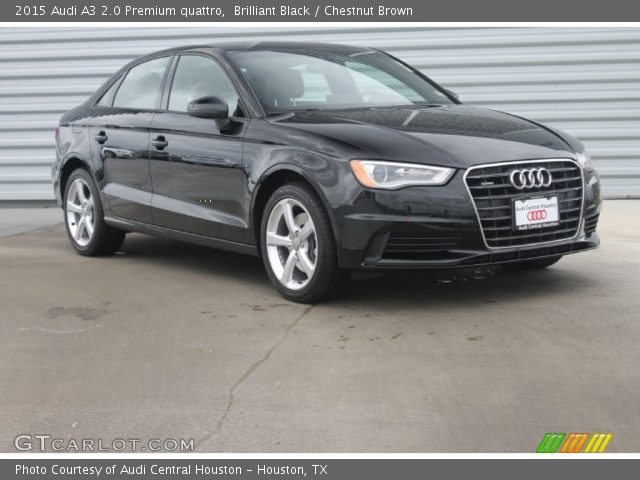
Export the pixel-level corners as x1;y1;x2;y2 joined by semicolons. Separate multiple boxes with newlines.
118;41;376;76
151;41;372;56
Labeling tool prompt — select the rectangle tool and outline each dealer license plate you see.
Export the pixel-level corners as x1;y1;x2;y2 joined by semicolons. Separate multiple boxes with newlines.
513;196;560;231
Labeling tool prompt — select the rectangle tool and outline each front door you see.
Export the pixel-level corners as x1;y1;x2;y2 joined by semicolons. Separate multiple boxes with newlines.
149;54;247;242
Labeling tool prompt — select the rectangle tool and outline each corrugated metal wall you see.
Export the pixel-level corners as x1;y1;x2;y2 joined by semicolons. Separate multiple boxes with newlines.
1;26;638;200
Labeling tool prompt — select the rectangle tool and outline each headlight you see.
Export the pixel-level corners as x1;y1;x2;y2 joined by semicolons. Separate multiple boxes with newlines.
350;160;454;189
576;151;595;171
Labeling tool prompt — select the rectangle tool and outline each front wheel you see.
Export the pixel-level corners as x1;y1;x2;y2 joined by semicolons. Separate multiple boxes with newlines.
504;255;563;271
260;183;349;303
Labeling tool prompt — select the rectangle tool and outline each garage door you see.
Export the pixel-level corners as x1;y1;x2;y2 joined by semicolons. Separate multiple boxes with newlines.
0;26;638;200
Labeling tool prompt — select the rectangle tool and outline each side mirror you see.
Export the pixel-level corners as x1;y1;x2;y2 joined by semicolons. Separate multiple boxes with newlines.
444;88;460;102
187;96;229;119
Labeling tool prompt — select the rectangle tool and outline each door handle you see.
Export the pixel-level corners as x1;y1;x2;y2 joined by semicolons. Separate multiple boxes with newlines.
94;131;108;144
151;136;168;150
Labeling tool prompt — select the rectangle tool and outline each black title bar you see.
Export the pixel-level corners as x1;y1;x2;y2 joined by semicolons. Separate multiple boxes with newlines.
4;459;640;479
7;0;640;22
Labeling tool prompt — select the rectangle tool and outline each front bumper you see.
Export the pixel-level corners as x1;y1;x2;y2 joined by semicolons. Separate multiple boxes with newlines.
334;165;602;271
360;233;600;270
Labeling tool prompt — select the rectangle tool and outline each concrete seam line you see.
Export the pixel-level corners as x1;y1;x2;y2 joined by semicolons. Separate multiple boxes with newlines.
197;304;315;449
0;221;63;240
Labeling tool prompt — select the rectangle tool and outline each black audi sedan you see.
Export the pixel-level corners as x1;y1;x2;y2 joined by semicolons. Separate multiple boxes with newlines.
53;41;602;302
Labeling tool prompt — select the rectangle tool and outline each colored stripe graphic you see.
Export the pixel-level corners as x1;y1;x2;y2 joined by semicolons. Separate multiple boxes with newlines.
537;433;566;453
584;433;613;453
537;432;612;453
560;433;589;453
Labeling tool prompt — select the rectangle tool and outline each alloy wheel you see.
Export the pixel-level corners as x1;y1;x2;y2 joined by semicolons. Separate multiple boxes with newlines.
65;178;95;247
265;198;318;290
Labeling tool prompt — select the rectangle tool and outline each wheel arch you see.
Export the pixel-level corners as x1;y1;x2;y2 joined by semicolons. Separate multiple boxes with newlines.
250;165;340;249
58;155;93;202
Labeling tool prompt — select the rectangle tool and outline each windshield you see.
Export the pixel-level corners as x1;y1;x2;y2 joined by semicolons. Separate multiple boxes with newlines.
229;49;454;113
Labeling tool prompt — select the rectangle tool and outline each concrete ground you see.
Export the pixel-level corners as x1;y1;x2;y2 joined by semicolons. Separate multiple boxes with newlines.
0;200;638;453
0;206;61;237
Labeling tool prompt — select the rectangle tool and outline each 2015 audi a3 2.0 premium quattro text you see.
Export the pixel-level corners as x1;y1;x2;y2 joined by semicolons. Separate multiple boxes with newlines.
52;42;602;303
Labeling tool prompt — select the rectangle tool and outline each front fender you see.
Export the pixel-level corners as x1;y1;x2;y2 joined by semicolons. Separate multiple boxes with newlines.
250;161;341;236
244;145;346;248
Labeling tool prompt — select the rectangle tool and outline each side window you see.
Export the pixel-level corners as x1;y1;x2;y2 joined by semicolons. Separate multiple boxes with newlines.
96;76;122;107
168;55;240;115
113;57;170;110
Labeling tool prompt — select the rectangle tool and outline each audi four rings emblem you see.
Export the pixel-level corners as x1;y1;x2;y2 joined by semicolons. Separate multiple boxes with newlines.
527;210;548;221
509;168;553;190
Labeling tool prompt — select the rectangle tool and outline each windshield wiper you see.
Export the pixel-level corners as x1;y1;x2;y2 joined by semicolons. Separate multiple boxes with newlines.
265;108;321;116
354;104;445;111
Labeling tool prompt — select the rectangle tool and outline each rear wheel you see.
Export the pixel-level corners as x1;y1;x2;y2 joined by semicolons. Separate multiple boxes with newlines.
63;168;125;256
504;255;563;271
260;183;349;303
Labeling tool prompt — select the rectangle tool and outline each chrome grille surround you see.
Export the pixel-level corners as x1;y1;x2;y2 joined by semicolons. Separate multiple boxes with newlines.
463;159;585;250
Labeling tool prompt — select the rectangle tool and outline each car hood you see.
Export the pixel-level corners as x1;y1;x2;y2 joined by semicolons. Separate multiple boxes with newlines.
271;105;578;169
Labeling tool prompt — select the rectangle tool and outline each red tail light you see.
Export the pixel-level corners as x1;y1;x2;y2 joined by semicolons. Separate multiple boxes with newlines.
54;126;59;141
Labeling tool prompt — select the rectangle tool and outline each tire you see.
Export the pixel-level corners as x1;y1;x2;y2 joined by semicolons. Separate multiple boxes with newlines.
260;182;350;303
63;168;125;256
504;255;563;271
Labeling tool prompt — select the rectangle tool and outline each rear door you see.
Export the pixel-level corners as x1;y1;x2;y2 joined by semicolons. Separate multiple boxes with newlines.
149;53;248;242
89;56;171;223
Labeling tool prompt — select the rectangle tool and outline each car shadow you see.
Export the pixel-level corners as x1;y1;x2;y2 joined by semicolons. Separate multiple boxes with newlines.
115;233;268;284
116;233;597;309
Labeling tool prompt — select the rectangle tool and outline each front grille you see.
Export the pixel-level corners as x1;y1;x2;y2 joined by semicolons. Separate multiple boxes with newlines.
382;232;461;261
465;160;583;248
